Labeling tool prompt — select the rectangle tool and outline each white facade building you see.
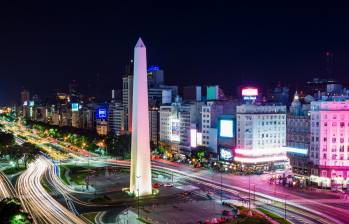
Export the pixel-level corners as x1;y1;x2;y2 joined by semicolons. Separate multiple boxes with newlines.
236;104;287;166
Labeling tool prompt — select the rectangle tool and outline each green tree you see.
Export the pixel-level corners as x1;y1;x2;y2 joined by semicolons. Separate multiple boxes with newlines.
0;198;31;224
21;143;40;168
0;131;15;149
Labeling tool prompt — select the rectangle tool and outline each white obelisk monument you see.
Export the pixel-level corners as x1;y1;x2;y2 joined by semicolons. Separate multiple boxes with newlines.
129;38;152;196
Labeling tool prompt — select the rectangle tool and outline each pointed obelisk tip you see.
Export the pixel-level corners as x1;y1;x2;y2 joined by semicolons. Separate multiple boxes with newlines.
135;37;146;48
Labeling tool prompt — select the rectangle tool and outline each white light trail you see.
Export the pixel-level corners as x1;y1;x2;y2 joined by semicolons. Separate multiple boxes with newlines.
16;156;86;224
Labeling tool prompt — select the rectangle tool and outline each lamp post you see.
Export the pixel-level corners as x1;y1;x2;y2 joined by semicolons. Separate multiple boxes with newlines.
249;174;251;212
220;168;223;203
284;195;287;220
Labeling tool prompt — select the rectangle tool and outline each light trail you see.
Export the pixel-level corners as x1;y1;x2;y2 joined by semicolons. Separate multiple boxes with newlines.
0;170;16;199
16;156;86;224
108;160;340;224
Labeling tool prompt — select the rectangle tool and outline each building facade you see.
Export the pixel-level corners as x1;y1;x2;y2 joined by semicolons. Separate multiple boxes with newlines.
309;101;349;188
236;104;287;169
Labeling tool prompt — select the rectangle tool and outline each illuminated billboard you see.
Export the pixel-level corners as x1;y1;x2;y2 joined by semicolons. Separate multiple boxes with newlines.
207;85;218;100
220;147;233;161
96;108;108;119
196;132;202;146
242;87;258;101
242;87;258;96
170;118;180;142
219;119;233;138
71;103;79;112
29;101;34;107
190;129;197;147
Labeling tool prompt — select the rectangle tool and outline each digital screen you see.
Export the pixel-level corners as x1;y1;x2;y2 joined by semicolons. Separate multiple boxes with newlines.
220;119;233;138
29;101;34;107
96;108;108;119
196;132;202;146
190;129;197;147
220;147;233;161
242;87;258;96
207;86;218;100
23;101;28;106
71;103;79;112
170;119;180;142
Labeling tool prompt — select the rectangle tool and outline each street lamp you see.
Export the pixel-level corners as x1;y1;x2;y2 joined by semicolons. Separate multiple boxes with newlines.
284;195;288;220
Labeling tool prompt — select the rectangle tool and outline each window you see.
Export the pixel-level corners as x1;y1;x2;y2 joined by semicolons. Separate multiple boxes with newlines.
323;137;327;142
324;122;328;127
340;122;345;128
332;138;336;143
332;122;337;127
332;154;337;160
340;145;344;152
323;153;327;159
340;138;344;143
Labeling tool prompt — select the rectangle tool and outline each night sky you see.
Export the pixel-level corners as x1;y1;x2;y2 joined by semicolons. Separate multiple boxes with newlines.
1;3;349;105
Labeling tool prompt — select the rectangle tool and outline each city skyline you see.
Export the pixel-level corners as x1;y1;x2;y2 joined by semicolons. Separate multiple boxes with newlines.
2;4;349;105
2;5;349;223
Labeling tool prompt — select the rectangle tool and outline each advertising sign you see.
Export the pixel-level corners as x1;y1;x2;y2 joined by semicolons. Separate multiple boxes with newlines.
170;118;180;142
220;119;233;138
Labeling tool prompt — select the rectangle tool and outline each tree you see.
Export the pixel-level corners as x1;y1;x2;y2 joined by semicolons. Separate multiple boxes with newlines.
0;131;15;149
108;134;131;159
0;198;31;224
21;143;40;168
192;146;210;162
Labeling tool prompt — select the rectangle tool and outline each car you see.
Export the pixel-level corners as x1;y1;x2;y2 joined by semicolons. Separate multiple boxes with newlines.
153;183;160;189
163;183;173;187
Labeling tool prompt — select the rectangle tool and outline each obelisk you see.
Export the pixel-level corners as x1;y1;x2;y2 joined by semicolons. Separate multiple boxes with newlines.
129;38;152;196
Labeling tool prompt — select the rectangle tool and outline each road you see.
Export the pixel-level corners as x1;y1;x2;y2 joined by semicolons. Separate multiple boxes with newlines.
16;156;86;224
2;118;346;223
0;170;16;199
152;159;349;224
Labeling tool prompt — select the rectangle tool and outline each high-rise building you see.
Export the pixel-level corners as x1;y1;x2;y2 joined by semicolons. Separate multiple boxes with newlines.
149;106;160;146
122;64;133;132
159;104;179;144
183;86;202;101
235;104;287;169
286;92;311;176
147;65;164;88
82;107;96;130
177;101;203;155
309;101;349;188
201;100;238;153
108;90;124;135
108;102;124;135
129;38;152;196
20;89;30;105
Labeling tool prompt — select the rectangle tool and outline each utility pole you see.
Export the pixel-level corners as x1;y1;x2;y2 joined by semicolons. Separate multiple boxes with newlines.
220;169;223;203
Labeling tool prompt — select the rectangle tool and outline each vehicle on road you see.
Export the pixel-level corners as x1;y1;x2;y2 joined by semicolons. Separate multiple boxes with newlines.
163;183;173;187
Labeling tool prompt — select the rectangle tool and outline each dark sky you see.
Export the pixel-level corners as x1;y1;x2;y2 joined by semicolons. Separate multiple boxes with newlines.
1;3;349;105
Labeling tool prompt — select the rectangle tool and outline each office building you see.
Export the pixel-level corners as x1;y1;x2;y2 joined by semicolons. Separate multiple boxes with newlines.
236;104;287;169
309;101;349;188
183;86;202;101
